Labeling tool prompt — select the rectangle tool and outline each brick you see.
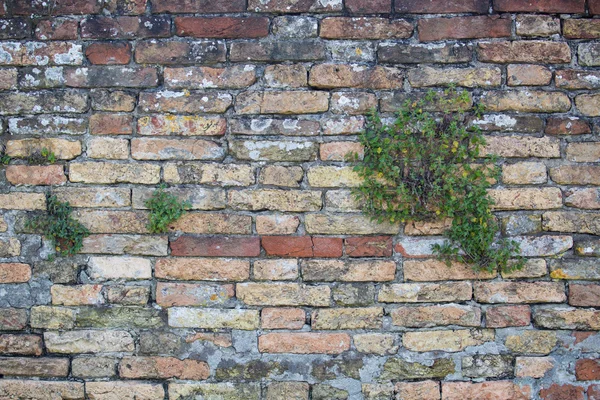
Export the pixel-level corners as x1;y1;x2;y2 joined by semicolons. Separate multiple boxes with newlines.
312;307;382;329
0;309;27;331
487;305;531;328
165;66;256;90
171;233;258;256
256;215;300;235
549;258;600;280
346;0;390;12
74;359;118;377
238;283;330;306
69;162;160;184
575;238;600;255
0;42;83;66
592;0;600;14
396;0;487;12
419;16;510;42
478;41;571;64
264;64;307;88
574;359;600;381
324;190;362;212
502;162;547;184
261;308;305;330
567;142;600;163
30;306;75;330
393;381;440;400
539;384;584;400
86;42;131;65
481;91;570;113
18;66;65;89
138;115;226;136
35;19;79;40
0;380;83;399
470;114;543;133
169;383;259;400
6;165;66;186
139;91;232;113
579;43;600;66
507;64;552;86
302;259;396;282
382;91;472;114
380;359;455;381
556;70;600;90
155;258;249;281
266;382;309;400
81;16;169;39
442;381;530;400
262;236;341;257
88;257;152;281
0;18;30;39
54;188;130;209
494;0;584;12
391;304;481;328
51;284;104;306
0;68;16;90
310;64;402;90
272;16;317;39
91;90;136;112
86;382;164;400
175;17;269;38
590;385;600;400
65;66;158;88
475;282;565;304
564;19;600;39
329;41;375;63
489;188;562;210
9;116;85;135
546;117;591;135
230;41;326;62
231;140;317;162
379;43;471;64
0;335;42;355
403;329;494;352
232;118;320;137
168;308;259;330
73;210;147;234
236;91;328;115
0;193;45;210
135;40;226;65
259;333;350;354
543;212;600;235
320;17;412;40
164;163;255;186
229;189;321;212
515;15;559;38
248;0;342;12
12;0;101;14
535;308;600;330
404;259;495;281
87;137;128;160
254;259;298;280
322;116;364;135
515;357;554;378
551;165;600;185
6;138;81;160
462;354;513;379
106;286;150;305
511;234;570;255
0;357;69;377
152;0;245;12
408;66;501;88
379;282;472;303
404;218;452;236
119;357;210;380
106;0;147;14
171;213;249;235
133;187;225;211
345;236;392;257
131;138;223;161
0;239;20;258
0;90;87;115
305;214;399;235
570;284;600;307
259;166;303;187
331;91;377;114
576;93;600;117
156;282;234;307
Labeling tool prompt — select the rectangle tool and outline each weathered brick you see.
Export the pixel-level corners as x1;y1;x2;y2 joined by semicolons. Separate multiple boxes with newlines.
480;91;570;113
0;309;27;331
549;258;600;280
502;162;547;184
419;16;510;42
87;137;129;159
165;66;256;90
507;64;552;86
69;162;160;184
119;357;209;380
380;358;455;381
171;233;258;256
312;307;382;329
65;66;158;88
470;114;544;133
272;16;318;39
310;64;402;89
494;0;584;12
556;70;600;90
381;90;472;113
45;330;134;354
6;165;66;186
261;307;305;329
238;283;330;306
262;236;341;257
305;214;399;235
86;382;164;400
487;305;531;328
345;236;392;257
168;308;259;330
0;68;16;90
35;19;79;40
505;330;558;355
51;284;104;306
256;215;300;235
248;0;342;12
546;117;591;135
320;17;412;40
81;16;169;39
570;284;600;307
164;163;255;186
379;282;472;303
264;64;307;88
543;212;600;235
132;138;224;161
403;329;494;352
515;357;554;378
138;115;226;137
567;142;600;163
579;43;600;66
576;93;600;117
134;187;225;211
0;357;69;377
592;0;600;14
566;19;600;40
18;66;65;89
379;43;472;64
478;41;571;64
307;166;361;188
540;384;584;400
258;166;303;187
0;380;83;399
139;91;232;113
152;0;244;12
155;258;249;281
404;259;495;281
484;136;561;158
30;306;75;330
474;282;566;304
105;0;147;14
489;188;562;210
236;91;328;115
302;259;396;282
169;383;260;400
88;257;152;281
442;381;530;400
0;90;87;115
229;190;321;212
331;91;377;114
516;15;560;37
322;116;364;136
0;42;83;66
72;210;148;233
135;40;226;65
12;0;101;14
106;286;150;305
156;282;234;307
90;114;133;135
232;118;320;137
86;42;131;65
391;305;481;328
0;193;45;210
254;259;298;280
534;308;600;330
396;0;488;12
502;259;548;278
91;90;136;112
0;334;42;355
175;17;269;38
462;354;513;379
230;41;326;62
259;333;350;354
575;238;600;255
408;66;501;88
6;138;81;160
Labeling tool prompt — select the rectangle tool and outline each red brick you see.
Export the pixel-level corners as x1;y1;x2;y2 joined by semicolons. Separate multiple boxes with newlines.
108;0;147;14
570;284;600;307
86;42;131;65
119;356;210;380
443;381;531;400
545;118;591;135
486;305;531;328
11;0;102;14
89;114;132;135
175;17;269;38
396;0;488;13
0;263;31;283
81;16;170;39
259;333;350;354
539;384;584;400
6;165;66;186
592;0;600;14
170;236;260;257
346;0;391;13
135;40;227;65
152;0;245;13
419;16;511;42
576;359;600;381
345;236;393;257
262;236;342;258
261;308;305;329
0;334;43;355
590;385;600;400
493;0;584;12
35;19;78;40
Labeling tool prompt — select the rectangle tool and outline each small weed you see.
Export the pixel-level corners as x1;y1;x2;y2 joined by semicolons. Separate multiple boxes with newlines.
26;195;90;256
28;147;57;165
145;185;191;234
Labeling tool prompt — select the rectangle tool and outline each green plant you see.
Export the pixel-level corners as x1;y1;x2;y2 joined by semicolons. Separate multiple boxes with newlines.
26;195;90;256
145;185;191;233
27;147;57;165
350;88;523;273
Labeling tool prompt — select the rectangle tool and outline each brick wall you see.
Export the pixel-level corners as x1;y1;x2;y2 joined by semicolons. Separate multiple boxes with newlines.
0;0;599;398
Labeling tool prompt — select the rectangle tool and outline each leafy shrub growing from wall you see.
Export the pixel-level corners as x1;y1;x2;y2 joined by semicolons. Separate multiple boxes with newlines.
350;89;523;273
145;185;191;233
